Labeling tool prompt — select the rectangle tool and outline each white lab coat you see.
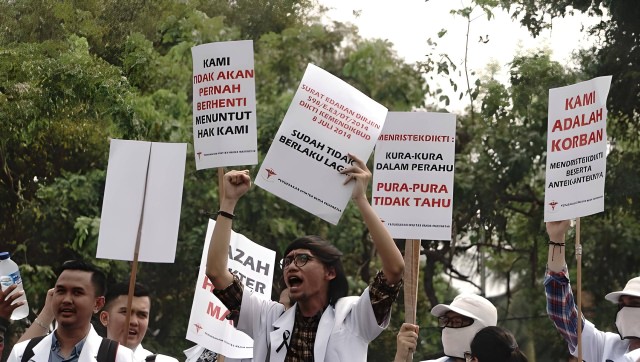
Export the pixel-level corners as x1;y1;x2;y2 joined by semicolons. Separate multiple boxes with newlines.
623;348;640;362
573;320;632;362
8;325;134;362
236;286;388;362
134;344;178;362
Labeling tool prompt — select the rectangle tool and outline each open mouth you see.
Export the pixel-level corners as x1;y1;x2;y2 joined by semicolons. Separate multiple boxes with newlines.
288;276;303;289
59;307;75;315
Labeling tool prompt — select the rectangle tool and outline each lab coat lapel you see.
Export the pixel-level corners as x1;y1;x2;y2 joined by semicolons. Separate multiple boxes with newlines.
79;326;101;362
29;334;54;362
269;304;296;362
313;305;335;362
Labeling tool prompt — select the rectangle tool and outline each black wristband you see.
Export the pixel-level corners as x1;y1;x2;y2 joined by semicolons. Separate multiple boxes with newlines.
548;241;565;262
217;210;235;220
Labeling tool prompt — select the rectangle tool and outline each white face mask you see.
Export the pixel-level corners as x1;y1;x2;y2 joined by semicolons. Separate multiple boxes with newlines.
442;323;484;358
615;307;640;339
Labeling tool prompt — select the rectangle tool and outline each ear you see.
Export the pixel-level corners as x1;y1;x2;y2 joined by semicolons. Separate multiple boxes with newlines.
99;310;109;326
94;296;105;314
324;266;336;281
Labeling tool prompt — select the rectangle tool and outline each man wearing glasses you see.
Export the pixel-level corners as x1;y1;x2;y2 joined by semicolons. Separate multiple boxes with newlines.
205;155;405;362
545;220;640;362
394;293;497;362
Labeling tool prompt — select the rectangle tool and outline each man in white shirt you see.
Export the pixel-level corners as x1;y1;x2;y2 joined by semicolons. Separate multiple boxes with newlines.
8;260;134;362
98;282;178;362
206;158;405;361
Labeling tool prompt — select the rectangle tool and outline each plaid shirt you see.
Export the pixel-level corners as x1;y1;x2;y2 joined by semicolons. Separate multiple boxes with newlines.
544;266;585;351
214;270;401;361
287;308;321;362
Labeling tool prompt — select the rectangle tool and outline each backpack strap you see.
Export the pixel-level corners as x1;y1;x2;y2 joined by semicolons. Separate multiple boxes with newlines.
20;336;46;362
97;338;119;362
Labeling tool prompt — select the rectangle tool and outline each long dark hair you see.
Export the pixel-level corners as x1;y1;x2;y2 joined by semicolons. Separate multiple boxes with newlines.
283;235;349;306
470;326;528;362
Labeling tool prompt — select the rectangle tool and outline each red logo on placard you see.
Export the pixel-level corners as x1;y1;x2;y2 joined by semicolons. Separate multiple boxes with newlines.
197;151;202;160
194;323;203;334
549;201;558;211
266;168;277;179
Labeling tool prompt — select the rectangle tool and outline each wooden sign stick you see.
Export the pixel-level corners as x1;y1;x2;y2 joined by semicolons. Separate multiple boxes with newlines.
122;143;153;346
404;239;420;362
217;166;226;362
576;217;583;362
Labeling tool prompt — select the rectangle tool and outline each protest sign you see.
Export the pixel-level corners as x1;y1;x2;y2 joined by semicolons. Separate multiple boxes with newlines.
544;76;612;221
183;345;217;362
255;63;388;224
186;219;276;359
192;40;258;169
97;140;186;263
373;112;456;240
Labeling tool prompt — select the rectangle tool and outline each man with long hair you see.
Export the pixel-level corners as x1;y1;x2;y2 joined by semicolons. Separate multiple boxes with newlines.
205;154;404;361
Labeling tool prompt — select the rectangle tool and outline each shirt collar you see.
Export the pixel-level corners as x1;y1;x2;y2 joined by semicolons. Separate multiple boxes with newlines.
294;305;324;326
51;331;87;358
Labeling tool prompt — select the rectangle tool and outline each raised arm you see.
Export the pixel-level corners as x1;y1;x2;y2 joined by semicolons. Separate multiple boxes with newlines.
341;154;404;284
546;220;571;272
545;219;582;351
205;170;251;290
17;288;55;343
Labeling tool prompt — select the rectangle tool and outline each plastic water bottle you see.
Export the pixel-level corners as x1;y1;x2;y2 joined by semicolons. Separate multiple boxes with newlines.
0;252;30;320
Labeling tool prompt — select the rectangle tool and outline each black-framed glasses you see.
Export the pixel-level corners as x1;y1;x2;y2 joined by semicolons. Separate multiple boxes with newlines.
437;315;474;328
279;253;314;269
464;351;474;362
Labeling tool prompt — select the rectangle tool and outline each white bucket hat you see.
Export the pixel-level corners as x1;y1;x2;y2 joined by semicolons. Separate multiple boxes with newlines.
605;276;640;303
430;293;498;327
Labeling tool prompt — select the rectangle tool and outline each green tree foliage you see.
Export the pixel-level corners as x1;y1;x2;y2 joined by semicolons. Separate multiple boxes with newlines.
496;0;639;131
477;1;640;360
3;0;637;360
437;50;581;360
0;1;427;360
414;2;640;360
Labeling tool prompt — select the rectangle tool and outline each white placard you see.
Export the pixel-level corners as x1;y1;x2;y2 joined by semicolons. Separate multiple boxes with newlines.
186;220;276;359
372;112;456;240
192;40;258;169
97;140;186;263
255;63;388;224
544;76;612;221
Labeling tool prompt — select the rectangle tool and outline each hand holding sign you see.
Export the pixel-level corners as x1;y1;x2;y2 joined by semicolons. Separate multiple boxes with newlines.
546;219;571;243
255;64;388;224
339;153;371;201
344;154;404;285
